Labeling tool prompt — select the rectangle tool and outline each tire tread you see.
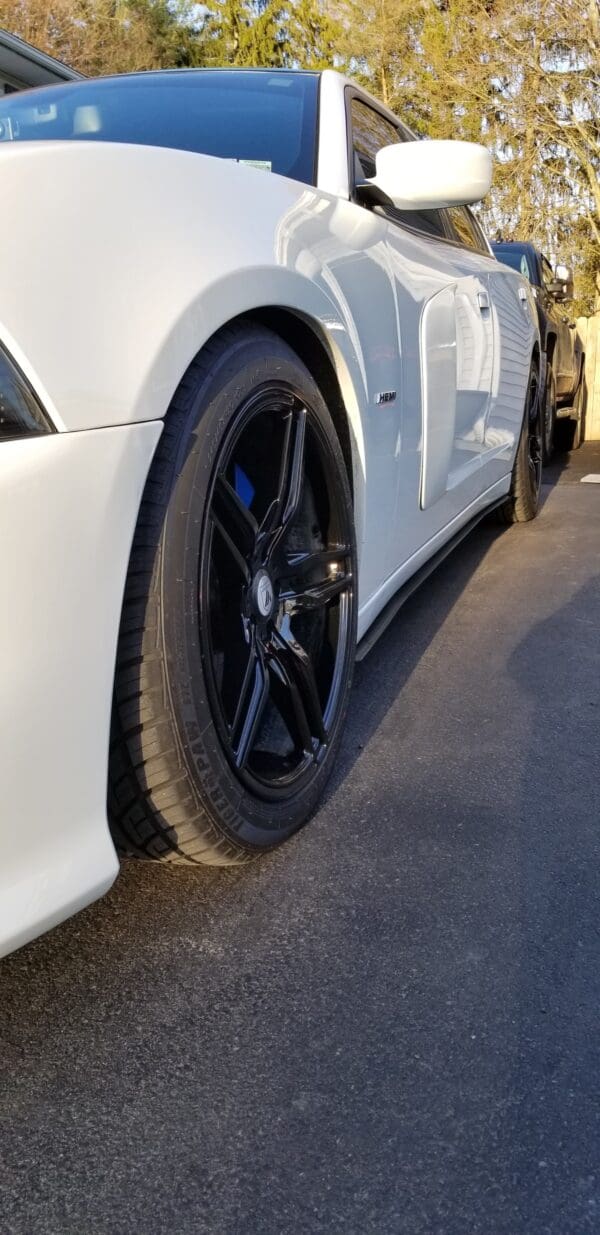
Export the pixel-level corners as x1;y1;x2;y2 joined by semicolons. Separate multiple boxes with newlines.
109;326;267;865
496;357;541;525
108;322;355;865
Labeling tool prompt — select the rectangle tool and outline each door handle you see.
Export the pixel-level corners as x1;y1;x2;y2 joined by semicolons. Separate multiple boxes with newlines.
477;289;490;312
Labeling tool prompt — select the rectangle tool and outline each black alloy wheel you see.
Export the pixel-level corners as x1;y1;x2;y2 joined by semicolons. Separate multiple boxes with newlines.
200;384;354;799
109;325;357;864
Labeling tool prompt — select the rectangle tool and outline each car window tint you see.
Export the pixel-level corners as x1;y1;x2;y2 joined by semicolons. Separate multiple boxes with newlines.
492;246;533;278
0;71;319;186
349;97;448;240
541;257;554;288
351;98;400;179
446;206;488;255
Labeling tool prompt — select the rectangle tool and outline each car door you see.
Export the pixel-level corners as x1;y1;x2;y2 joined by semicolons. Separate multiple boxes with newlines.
483;251;538;487
347;95;495;570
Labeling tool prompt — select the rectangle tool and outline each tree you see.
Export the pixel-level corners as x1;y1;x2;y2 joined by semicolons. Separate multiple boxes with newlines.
202;0;342;69
338;0;599;310
201;0;286;66
481;0;600;310
283;0;342;70
1;0;207;76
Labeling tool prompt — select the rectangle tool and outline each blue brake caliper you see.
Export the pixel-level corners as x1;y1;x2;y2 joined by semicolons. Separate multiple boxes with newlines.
234;463;255;509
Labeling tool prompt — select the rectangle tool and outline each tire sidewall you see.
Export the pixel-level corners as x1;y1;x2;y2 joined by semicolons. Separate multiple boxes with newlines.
504;352;542;525
542;364;556;463
159;330;357;851
572;364;585;449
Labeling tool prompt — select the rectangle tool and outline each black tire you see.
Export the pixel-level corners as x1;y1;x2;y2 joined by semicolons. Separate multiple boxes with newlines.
541;363;556;464
570;359;586;450
497;355;542;525
109;324;357;865
554;416;575;454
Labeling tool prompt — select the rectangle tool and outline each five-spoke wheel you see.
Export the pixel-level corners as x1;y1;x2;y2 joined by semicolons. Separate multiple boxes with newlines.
201;388;354;796
110;326;357;863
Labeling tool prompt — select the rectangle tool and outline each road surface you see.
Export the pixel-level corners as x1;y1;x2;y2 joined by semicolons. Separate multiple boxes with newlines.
2;446;599;1235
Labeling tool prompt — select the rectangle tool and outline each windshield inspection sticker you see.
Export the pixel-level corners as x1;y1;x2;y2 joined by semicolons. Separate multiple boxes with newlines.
580;475;600;483
239;159;272;172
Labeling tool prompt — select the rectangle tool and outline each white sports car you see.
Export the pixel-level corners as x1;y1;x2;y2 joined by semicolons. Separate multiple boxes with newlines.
0;68;541;956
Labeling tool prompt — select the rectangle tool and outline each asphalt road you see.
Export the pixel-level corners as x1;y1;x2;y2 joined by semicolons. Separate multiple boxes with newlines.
2;446;599;1235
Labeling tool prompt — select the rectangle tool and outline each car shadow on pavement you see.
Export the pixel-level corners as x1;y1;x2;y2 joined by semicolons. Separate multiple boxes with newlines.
328;516;507;792
542;440;592;489
493;573;600;1232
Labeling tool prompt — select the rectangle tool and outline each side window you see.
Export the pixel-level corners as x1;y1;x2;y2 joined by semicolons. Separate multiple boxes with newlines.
350;97;401;180
349;96;448;240
446;206;489;256
541;257;554;289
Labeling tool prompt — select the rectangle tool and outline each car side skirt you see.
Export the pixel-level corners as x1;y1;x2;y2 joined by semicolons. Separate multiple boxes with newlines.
357;476;511;650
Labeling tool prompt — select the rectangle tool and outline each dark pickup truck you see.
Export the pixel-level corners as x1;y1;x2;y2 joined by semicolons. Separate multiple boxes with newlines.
492;241;585;456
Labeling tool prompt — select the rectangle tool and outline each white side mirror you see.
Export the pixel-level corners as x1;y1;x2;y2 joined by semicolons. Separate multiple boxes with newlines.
367;140;492;210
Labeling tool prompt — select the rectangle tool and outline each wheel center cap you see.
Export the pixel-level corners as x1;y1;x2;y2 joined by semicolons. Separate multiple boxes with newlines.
252;569;275;619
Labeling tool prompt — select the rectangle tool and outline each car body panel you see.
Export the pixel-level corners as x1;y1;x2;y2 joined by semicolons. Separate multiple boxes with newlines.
482;268;539;485
492;241;580;402
373;221;534;580
0;421;161;957
0;69;539;955
420;285;458;509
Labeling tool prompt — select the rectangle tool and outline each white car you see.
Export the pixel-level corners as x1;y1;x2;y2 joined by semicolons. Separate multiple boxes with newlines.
0;68;541;957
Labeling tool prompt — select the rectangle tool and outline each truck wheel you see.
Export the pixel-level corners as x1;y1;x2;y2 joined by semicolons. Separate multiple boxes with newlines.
542;364;556;464
109;323;357;864
497;355;542;525
570;361;586;450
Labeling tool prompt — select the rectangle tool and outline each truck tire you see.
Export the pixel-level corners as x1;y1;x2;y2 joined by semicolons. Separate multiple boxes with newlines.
570;359;586;450
542;363;556;464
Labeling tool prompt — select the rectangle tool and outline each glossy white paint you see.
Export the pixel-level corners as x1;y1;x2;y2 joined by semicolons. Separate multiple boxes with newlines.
316;69;350;199
0;68;538;954
420;286;458;509
369;140;493;210
0;422;161;957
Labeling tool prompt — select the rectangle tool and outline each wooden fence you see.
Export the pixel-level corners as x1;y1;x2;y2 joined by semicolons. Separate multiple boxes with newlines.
576;314;600;441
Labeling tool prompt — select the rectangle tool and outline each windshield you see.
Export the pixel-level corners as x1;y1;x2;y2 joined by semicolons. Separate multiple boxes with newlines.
0;70;319;187
493;246;532;280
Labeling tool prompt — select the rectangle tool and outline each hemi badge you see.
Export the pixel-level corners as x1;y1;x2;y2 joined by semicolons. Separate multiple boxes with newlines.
375;390;397;405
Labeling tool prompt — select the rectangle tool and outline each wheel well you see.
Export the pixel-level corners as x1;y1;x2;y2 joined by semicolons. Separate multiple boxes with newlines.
531;343;541;408
239;307;354;497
